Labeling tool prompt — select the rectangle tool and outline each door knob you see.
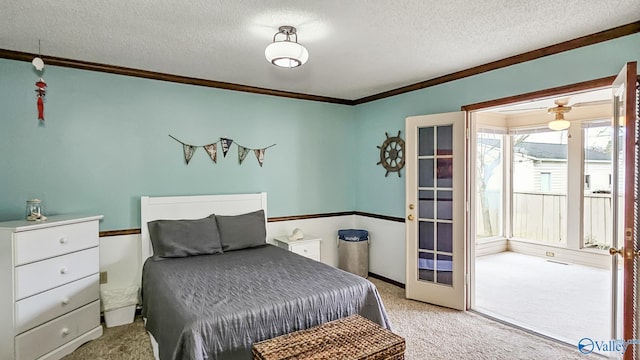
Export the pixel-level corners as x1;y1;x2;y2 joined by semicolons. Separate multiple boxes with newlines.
409;204;415;210
609;247;623;256
609;247;640;258
407;214;415;221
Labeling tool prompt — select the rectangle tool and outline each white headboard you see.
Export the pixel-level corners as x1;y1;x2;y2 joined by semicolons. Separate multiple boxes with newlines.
140;192;267;266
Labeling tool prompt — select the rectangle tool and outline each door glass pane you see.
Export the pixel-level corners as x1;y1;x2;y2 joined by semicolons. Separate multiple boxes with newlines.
419;221;434;251
436;158;453;187
418;252;434;281
436;254;453;285
582;122;613;250
436;190;453;220
511;130;567;245
419;159;434;187
436;222;453;252
437;126;453;154
419;127;434;156
419;190;434;219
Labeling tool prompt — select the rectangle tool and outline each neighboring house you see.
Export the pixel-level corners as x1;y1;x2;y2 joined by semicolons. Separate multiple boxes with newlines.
512;142;611;194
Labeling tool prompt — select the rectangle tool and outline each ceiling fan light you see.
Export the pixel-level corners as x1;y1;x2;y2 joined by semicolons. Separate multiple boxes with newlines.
548;119;570;131
265;26;309;69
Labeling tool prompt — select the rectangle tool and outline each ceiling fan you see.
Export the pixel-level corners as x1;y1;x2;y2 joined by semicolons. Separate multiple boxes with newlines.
496;98;611;113
494;96;612;131
547;99;572;131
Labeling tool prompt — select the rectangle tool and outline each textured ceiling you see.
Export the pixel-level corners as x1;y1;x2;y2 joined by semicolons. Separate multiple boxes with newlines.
1;1;638;100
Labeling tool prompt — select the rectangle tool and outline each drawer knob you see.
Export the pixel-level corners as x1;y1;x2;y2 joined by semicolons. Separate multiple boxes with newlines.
303;249;308;253
61;328;70;337
59;237;68;244
61;297;70;305
60;267;68;275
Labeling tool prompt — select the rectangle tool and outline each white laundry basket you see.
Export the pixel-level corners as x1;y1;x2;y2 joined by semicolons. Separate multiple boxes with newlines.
337;229;369;278
100;286;139;328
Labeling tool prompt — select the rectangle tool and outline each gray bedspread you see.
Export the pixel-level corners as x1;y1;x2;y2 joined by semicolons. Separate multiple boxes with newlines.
142;244;391;360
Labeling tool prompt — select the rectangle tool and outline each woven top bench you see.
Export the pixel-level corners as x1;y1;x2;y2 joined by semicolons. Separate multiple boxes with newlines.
252;315;405;360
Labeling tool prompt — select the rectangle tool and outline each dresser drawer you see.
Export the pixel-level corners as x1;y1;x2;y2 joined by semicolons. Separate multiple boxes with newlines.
15;274;99;334
14;221;98;266
15;300;100;360
290;242;320;261
15;247;99;300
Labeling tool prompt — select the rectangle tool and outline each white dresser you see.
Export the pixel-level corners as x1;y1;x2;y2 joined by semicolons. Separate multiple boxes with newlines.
0;215;103;360
273;234;322;261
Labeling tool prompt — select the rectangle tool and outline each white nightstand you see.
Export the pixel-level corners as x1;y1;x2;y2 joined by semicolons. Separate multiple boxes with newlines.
273;234;322;261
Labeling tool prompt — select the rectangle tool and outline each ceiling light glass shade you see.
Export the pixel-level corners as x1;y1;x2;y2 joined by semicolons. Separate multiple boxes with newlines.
265;41;309;68
548;119;570;131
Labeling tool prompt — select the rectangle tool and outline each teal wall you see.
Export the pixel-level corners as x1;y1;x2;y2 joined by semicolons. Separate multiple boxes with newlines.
0;59;355;230
2;34;639;230
353;33;640;218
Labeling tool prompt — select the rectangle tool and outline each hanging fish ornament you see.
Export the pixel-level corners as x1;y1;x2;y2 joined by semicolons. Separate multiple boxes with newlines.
35;78;47;121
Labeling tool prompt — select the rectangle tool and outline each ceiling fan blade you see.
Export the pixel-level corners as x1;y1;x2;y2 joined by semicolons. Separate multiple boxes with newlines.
496;106;547;113
572;99;612;107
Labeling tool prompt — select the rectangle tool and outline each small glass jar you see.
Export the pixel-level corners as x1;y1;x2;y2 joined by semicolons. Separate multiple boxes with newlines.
26;199;44;221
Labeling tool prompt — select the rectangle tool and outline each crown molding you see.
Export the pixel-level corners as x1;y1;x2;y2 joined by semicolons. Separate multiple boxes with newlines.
1;21;637;106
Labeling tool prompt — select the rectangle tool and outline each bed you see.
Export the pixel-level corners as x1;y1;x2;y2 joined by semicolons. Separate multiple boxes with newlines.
140;193;391;360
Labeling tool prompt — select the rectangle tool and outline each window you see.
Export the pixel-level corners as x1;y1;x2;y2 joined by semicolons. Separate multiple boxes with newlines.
511;129;567;245
476;131;503;239
584;174;591;190
540;172;551;192
583;122;613;249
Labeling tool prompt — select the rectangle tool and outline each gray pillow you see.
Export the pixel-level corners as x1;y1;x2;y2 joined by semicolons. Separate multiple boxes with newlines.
216;210;266;251
148;216;223;259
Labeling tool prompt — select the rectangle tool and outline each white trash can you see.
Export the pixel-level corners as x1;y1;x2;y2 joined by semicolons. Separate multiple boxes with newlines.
100;286;139;328
337;229;369;278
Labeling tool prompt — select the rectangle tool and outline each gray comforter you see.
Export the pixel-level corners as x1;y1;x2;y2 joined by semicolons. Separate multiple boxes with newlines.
142;244;391;360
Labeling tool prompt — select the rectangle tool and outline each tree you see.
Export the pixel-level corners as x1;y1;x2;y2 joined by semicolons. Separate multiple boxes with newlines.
477;134;528;237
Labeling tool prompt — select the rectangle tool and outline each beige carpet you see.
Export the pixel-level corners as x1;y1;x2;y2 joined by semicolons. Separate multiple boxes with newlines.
63;278;596;359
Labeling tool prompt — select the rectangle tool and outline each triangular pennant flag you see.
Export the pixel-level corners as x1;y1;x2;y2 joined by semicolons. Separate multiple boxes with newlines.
238;146;250;164
220;138;234;157
254;148;266;167
183;144;197;164
203;143;217;163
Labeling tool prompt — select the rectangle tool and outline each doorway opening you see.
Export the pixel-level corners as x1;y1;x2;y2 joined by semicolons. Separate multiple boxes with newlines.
468;86;619;348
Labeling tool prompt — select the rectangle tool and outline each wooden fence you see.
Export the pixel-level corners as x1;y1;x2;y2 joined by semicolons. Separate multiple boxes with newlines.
478;192;616;247
512;192;567;245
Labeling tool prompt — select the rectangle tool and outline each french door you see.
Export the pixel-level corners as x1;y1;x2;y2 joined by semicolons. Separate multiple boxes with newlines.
610;62;639;360
405;111;466;310
404;64;638;342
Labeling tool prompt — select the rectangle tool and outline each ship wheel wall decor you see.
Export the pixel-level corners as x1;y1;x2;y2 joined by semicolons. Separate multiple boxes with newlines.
377;131;405;177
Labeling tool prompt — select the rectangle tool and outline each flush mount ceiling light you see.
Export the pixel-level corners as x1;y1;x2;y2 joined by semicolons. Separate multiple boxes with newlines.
547;99;572;131
265;26;309;68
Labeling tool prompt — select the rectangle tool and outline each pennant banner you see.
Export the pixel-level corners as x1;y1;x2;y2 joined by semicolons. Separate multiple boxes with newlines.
220;138;234;157
183;144;197;164
169;135;275;167
238;145;250;164
204;143;217;163
254;148;265;167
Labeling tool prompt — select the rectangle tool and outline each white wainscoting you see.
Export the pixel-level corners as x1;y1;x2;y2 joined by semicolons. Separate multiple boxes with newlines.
99;235;141;290
354;216;406;285
266;216;356;268
99;215;393;289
